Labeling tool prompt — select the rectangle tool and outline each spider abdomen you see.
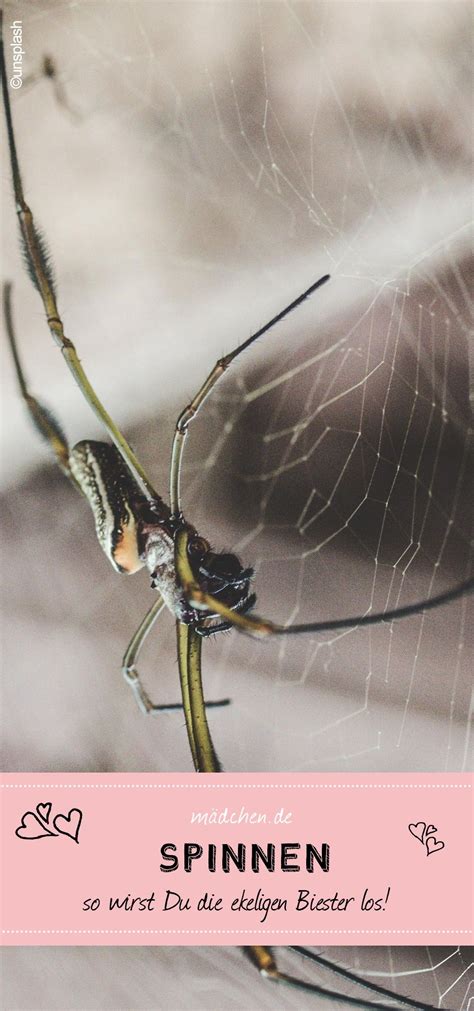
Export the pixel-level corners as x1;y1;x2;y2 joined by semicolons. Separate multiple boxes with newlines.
70;440;145;574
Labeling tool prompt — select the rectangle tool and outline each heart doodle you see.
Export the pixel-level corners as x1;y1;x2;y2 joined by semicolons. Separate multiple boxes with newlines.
426;835;445;856
36;802;52;824
408;821;426;843
53;808;82;843
425;824;437;838
15;811;56;840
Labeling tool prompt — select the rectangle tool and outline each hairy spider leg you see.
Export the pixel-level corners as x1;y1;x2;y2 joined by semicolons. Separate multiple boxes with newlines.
122;596;229;718
0;19;157;504
3;281;77;485
247;946;441;1010
176;621;222;773
174;531;230;772
288;947;442;1011
174;525;473;641
169;273;330;514
122;595;173;714
186;572;474;638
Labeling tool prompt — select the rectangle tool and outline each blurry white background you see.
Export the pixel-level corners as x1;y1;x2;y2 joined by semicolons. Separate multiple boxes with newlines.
1;1;472;1008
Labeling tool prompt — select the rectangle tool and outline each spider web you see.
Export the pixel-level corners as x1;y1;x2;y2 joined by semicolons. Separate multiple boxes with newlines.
1;1;472;1008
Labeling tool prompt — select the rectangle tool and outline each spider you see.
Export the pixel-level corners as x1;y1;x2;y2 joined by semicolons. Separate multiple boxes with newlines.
1;16;467;1008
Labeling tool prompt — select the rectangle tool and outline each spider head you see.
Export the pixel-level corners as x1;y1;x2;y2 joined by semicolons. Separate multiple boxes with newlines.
187;534;256;628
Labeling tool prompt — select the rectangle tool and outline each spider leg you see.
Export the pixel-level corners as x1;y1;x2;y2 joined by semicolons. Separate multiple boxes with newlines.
247;947;441;1010
3;281;79;487
176;621;198;769
169;273;330;514
123;597;230;716
176;527;472;636
189;585;274;637
289;947;443;1011
176;622;222;772
1;18;157;503
185;576;474;638
123;596;175;715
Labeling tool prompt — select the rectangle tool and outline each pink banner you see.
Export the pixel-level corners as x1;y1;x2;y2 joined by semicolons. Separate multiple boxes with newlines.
1;773;472;945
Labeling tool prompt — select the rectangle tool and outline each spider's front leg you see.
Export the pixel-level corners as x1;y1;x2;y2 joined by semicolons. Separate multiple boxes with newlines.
1;22;157;504
3;282;78;488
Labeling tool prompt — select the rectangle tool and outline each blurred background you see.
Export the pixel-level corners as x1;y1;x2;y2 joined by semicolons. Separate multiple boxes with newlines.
1;0;472;1007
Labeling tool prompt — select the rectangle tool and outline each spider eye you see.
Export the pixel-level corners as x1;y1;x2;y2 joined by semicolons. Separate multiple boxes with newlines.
188;536;210;556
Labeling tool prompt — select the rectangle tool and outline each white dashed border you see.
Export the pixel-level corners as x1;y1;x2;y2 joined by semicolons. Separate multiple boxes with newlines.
3;777;471;938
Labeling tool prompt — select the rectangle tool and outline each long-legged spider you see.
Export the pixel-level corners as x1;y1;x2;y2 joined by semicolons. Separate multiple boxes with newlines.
1;15;467;1007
